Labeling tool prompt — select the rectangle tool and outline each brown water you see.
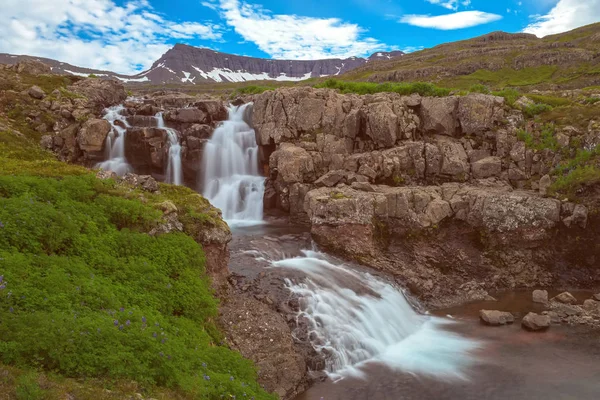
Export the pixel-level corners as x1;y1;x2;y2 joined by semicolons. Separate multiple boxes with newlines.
230;221;600;400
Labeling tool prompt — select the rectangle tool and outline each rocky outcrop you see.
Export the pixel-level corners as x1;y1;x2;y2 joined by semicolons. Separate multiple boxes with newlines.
69;78;127;113
77;118;111;153
251;87;598;308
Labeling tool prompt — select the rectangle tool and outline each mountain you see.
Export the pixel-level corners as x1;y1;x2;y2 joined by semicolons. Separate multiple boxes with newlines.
139;44;404;84
0;45;404;85
341;22;600;90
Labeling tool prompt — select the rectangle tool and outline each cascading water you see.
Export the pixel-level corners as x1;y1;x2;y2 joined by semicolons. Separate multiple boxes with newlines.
201;103;265;225
155;112;183;185
97;105;133;176
269;250;480;381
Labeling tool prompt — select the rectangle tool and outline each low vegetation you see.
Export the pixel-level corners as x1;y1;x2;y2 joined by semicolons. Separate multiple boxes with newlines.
315;78;451;97
516;124;559;151
0;72;274;399
550;145;600;197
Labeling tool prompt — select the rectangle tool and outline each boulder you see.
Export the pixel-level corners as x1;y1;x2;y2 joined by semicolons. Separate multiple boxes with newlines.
420;97;459;136
314;170;346;187
551;291;577;305
271;144;315;184
121;173;159;193
515;96;534;109
582;299;599;312
471;156;502;179
366;102;398;148
532;289;548;303
458;93;505;136
351;182;375;192
479;310;515;326
39;135;53;149
165;107;209;124
539;174;552;196
28;86;45;99
69;79;127;113
77;119;111;152
521;312;551;331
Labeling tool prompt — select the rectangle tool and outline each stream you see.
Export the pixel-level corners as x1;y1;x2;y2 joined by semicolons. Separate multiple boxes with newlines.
231;222;600;400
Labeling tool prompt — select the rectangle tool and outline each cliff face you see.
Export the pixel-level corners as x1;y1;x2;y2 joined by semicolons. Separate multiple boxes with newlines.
251;87;600;308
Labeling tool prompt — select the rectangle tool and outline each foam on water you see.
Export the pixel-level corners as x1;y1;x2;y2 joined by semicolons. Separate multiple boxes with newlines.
201;103;265;226
156;112;183;185
271;250;480;381
96;105;133;176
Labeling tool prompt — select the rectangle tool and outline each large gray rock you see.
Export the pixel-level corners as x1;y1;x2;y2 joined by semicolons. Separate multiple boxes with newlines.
28;85;45;99
471;156;502;179
521;312;551;331
480;310;515;326
420;97;459;136
458;93;505;136
77;118;111;152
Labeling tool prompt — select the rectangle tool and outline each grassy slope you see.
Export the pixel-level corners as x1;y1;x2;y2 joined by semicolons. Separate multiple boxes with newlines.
0;75;274;400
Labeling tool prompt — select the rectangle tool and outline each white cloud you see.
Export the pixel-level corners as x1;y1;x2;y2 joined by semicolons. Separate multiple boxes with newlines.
215;0;387;59
400;11;502;30
425;0;459;10
401;46;426;53
0;0;222;74
523;0;600;37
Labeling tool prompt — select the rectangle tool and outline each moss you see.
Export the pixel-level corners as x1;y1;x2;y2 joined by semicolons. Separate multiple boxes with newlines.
330;191;350;200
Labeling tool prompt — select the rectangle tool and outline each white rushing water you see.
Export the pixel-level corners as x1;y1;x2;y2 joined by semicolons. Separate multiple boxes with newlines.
97;105;133;176
155;112;183;185
201;103;265;226
269;250;480;381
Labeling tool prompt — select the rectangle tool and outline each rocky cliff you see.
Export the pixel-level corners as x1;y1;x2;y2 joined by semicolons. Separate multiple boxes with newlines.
252;87;600;307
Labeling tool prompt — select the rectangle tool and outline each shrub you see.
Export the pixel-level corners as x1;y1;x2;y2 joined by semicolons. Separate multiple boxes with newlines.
469;84;490;94
0;174;275;400
235;85;274;95
15;372;43;400
517;124;558;151
492;88;521;106
523;102;553;118
315;78;451;97
549;165;600;196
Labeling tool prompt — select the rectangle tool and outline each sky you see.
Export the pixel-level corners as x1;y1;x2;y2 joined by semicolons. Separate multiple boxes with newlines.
0;0;598;75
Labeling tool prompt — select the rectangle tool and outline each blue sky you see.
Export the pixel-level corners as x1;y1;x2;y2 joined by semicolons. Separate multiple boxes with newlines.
0;0;598;74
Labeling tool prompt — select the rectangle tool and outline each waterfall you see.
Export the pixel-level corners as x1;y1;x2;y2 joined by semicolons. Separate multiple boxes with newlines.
201;103;265;225
97;105;133;176
155;112;183;186
270;250;480;381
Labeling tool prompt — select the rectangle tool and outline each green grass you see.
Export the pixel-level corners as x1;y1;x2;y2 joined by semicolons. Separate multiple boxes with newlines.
0;114;273;399
468;84;491;94
314;78;452;97
234;85;275;96
526;94;571;107
492;88;521;106
516;124;559;151
550;165;600;197
443;66;559;90
522;103;554;118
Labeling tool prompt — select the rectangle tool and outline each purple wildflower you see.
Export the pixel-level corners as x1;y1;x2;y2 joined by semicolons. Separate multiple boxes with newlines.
119;325;124;331
152;332;157;337
159;352;164;357
203;375;210;381
119;307;124;312
202;362;207;368
161;338;166;344
114;319;119;326
9;307;14;313
141;316;146;323
230;376;234;381
0;275;3;283
0;284;5;290
125;320;130;326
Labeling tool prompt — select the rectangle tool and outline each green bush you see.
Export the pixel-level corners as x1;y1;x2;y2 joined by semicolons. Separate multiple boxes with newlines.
517;124;558;151
0;174;275;400
550;165;600;196
523;102;553;118
492;88;521;106
315;78;451;97
469;84;490;94
235;85;274;95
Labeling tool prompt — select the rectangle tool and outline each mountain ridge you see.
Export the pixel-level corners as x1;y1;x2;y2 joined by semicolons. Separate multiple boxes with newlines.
0;45;404;85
